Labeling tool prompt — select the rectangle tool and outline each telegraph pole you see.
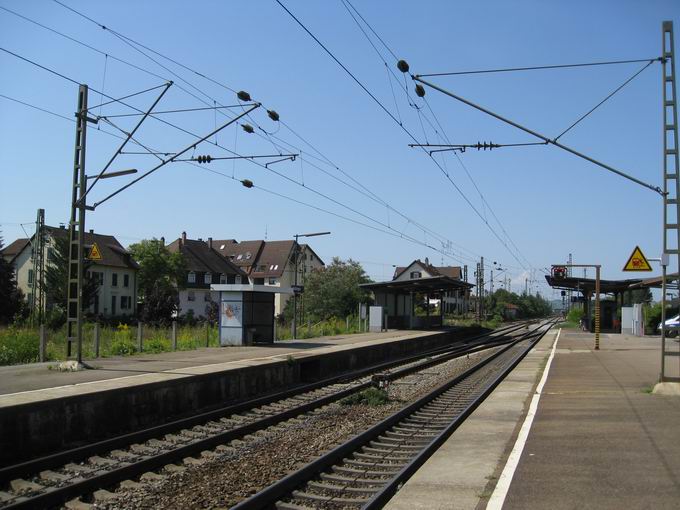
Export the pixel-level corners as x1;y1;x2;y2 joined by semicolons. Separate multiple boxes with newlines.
30;208;45;325
66;85;91;363
567;253;573;312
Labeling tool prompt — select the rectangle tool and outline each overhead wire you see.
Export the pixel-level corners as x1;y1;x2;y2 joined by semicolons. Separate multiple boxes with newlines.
45;0;476;261
1;49;472;265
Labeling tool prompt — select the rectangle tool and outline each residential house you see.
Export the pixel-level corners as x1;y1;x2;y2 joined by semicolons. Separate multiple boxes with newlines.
0;226;139;317
213;238;325;315
167;232;248;318
393;258;470;314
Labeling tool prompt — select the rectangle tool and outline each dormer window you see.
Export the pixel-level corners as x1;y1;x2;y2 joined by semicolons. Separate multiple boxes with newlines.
410;271;422;279
204;272;212;284
245;251;252;260
188;271;196;284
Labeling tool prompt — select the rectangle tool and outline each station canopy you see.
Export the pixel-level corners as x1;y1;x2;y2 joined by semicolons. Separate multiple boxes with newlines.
361;275;473;294
546;271;680;293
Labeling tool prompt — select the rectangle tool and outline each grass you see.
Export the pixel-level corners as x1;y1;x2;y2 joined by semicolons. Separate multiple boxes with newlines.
556;320;579;329
340;387;390;406
0;322;220;366
276;315;367;341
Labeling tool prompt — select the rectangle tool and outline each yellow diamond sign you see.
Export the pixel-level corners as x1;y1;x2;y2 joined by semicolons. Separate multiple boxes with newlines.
88;242;103;261
622;246;652;271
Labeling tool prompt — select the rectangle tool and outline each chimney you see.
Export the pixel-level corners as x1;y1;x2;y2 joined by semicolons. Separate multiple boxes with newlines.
425;257;429;266
180;231;187;247
208;237;213;249
89;229;94;234
160;237;165;247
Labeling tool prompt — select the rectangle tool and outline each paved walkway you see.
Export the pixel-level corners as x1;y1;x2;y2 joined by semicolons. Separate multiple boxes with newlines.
387;329;680;510
0;329;438;402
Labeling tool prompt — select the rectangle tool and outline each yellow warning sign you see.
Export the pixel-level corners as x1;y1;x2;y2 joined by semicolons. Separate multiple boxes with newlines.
88;242;103;261
622;246;652;271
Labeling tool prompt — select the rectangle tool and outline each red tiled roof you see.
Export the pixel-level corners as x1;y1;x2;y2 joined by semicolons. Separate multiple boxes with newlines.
167;238;247;277
1;238;30;263
250;240;296;278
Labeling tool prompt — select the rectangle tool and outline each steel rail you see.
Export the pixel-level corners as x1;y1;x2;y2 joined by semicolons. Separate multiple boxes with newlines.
0;323;525;481
232;320;555;510
0;324;535;509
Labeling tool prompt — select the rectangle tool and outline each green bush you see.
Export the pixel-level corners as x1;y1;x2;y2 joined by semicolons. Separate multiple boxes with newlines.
0;327;39;365
110;339;137;356
341;387;389;406
566;308;584;323
144;337;170;353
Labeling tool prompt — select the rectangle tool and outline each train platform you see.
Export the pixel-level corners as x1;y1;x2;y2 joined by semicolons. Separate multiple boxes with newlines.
0;329;438;402
387;328;680;510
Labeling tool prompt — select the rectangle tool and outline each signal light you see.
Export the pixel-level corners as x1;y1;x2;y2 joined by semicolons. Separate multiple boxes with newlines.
241;179;254;188
196;155;212;164
237;90;252;102
415;84;426;98
267;109;280;122
242;124;254;134
397;60;410;73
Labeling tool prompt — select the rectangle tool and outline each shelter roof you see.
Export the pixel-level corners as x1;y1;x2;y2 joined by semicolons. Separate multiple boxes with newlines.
361;275;473;294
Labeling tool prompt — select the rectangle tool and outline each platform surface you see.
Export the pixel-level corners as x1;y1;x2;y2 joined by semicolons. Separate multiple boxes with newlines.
387;329;680;510
0;329;438;406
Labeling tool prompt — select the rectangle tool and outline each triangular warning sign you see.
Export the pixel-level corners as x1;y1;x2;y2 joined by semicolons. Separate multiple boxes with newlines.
88;242;103;261
623;246;652;271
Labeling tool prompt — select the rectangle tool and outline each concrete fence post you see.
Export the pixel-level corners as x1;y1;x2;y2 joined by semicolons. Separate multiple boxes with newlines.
172;321;177;350
273;320;277;342
205;321;210;348
93;323;100;358
137;322;143;352
39;324;46;362
346;316;349;332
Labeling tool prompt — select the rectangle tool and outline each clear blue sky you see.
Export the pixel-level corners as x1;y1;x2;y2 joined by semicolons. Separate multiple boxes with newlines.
1;0;678;296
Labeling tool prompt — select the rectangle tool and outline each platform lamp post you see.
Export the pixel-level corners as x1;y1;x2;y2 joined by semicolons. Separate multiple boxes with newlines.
292;231;330;339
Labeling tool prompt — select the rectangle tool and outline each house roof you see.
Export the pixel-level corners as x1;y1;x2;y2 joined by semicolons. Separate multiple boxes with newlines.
300;243;325;266
250;240;296;278
393;260;462;280
45;226;139;270
213;240;265;270
167;237;247;277
362;275;473;294
1;227;138;269
1;238;30;263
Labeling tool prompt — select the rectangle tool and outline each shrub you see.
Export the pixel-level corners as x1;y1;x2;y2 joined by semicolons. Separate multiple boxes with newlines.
45;307;66;331
566;307;584;323
110;339;137;356
0;327;39;365
341;387;389;406
144;337;170;354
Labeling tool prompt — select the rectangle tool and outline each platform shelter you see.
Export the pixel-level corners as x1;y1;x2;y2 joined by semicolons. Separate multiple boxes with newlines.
361;276;474;329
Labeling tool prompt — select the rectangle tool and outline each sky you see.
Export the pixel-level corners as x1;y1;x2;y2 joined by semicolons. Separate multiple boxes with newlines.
1;0;679;297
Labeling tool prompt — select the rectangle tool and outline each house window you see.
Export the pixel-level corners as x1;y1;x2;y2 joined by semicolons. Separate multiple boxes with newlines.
123;274;129;287
27;293;33;306
188;271;196;284
188;291;195;302
254;277;264;285
268;277;277;285
245;252;252;260
204;272;212;284
410;271;422;279
220;273;226;284
111;295;117;315
28;269;34;284
236;254;243;261
274;264;278;270
112;273;118;286
235;275;242;284
120;296;129;309
47;248;55;262
204;292;211;302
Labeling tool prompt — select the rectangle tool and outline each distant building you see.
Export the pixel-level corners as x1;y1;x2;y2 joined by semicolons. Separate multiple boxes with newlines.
212;239;325;315
166;232;248;318
392;258;470;314
1;226;139;317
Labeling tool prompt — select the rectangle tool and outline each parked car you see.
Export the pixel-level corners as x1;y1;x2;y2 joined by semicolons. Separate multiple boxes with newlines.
658;314;680;337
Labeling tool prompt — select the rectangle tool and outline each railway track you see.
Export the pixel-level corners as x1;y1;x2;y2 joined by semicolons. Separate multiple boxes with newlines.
233;319;556;510
0;321;539;509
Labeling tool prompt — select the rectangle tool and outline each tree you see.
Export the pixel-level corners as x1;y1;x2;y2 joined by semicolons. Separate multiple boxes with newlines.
295;257;372;322
43;234;99;313
128;238;185;324
0;236;26;323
